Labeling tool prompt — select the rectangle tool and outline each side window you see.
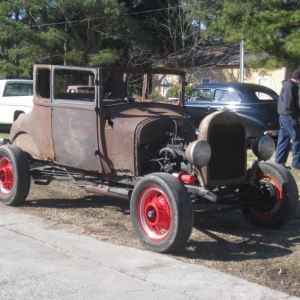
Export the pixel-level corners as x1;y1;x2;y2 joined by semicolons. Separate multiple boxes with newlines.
37;69;50;98
189;90;200;101
54;69;95;102
214;89;240;102
255;91;276;101
189;89;211;101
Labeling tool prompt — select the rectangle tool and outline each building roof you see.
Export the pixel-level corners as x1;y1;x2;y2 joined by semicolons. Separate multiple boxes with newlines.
158;42;256;68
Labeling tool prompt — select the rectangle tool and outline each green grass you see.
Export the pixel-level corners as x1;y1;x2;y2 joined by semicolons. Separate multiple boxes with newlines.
0;133;9;138
0;125;11;139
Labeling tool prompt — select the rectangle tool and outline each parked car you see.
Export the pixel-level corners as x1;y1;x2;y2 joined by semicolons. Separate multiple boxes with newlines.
67;85;95;93
185;82;280;145
0;65;298;254
0;79;33;124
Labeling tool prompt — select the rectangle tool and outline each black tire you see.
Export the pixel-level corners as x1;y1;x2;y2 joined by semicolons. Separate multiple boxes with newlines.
130;173;194;253
242;162;299;228
0;145;30;206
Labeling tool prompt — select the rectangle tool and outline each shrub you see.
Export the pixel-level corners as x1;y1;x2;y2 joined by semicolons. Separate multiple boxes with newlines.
185;83;196;96
148;91;162;99
166;85;179;98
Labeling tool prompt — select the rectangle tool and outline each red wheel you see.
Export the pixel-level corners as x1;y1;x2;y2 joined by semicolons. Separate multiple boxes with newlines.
242;162;298;228
249;172;283;219
0;145;30;206
130;173;193;253
0;157;14;194
138;186;171;241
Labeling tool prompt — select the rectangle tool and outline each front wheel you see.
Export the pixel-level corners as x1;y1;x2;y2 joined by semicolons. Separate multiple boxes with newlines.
242;162;298;228
130;173;194;253
0;145;30;206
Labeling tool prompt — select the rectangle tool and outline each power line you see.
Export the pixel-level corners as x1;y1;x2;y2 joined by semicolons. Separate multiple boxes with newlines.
25;2;210;29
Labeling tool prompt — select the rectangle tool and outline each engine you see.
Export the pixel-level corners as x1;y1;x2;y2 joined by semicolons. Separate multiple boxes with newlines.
137;117;195;176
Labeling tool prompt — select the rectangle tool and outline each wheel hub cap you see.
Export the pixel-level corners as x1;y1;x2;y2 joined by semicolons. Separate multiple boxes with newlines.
0;157;13;194
139;187;171;240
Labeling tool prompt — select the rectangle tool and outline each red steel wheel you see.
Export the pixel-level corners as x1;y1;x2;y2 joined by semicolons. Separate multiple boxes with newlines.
0;145;30;206
138;186;172;241
242;162;298;228
0;156;14;194
249;172;282;219
131;173;193;253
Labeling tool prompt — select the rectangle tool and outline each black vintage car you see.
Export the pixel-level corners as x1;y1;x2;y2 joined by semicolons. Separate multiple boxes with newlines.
185;82;279;144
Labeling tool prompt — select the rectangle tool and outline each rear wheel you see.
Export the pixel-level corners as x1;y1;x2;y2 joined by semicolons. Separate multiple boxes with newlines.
130;173;194;253
0;145;30;206
242;162;298;228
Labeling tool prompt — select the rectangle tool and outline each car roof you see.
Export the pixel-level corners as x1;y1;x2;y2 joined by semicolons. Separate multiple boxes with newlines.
194;82;277;94
0;79;33;83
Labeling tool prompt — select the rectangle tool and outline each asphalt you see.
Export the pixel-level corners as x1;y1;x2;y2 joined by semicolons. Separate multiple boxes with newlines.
0;204;299;300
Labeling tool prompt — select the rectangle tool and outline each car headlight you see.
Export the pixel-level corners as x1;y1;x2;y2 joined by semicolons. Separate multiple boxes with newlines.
185;140;211;169
251;136;275;161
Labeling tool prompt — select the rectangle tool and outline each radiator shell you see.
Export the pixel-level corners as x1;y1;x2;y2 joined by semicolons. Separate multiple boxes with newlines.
198;110;247;186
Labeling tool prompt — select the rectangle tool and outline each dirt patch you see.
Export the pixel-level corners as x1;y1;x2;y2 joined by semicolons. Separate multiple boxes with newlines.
16;180;300;298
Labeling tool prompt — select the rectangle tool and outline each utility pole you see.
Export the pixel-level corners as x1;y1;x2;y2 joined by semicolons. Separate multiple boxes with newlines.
240;40;244;83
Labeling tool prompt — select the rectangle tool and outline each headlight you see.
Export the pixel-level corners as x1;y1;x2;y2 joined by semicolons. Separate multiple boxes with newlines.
251;136;275;161
185;140;211;168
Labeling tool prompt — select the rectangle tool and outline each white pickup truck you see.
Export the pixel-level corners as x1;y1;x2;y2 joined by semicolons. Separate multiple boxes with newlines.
0;79;33;124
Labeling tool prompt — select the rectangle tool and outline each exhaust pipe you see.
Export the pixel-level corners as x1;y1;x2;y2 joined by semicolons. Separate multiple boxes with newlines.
85;184;130;200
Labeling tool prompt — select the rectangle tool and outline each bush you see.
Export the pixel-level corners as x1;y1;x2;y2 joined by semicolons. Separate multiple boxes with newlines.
166;85;179;98
148;91;162;99
185;83;196;96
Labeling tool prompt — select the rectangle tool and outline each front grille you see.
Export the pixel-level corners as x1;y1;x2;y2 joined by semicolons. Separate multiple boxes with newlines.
208;123;246;181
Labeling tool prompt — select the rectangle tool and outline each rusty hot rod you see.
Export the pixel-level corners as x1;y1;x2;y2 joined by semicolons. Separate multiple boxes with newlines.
0;65;298;253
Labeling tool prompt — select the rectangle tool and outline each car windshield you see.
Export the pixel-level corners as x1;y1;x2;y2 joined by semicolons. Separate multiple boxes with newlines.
101;70;183;105
3;83;33;96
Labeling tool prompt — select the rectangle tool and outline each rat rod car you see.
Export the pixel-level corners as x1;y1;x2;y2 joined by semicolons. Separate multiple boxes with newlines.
0;65;298;253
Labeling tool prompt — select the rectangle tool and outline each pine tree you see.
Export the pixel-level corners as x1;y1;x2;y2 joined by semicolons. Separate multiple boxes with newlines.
209;0;300;69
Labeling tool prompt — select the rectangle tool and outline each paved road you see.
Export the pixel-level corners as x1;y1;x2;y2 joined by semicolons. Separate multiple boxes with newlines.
0;204;298;300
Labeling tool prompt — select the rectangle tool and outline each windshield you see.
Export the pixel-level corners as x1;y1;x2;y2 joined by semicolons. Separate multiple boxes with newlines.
101;69;184;105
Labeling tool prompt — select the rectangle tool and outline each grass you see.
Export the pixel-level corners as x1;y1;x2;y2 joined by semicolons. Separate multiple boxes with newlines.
0;126;11;139
0;133;9;138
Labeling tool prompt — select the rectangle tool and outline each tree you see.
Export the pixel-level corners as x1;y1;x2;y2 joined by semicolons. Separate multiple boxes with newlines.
208;0;300;69
0;0;46;77
55;0;138;66
0;0;141;77
121;0;214;69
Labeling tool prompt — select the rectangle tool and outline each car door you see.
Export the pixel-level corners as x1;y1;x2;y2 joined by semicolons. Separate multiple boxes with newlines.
51;66;102;172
